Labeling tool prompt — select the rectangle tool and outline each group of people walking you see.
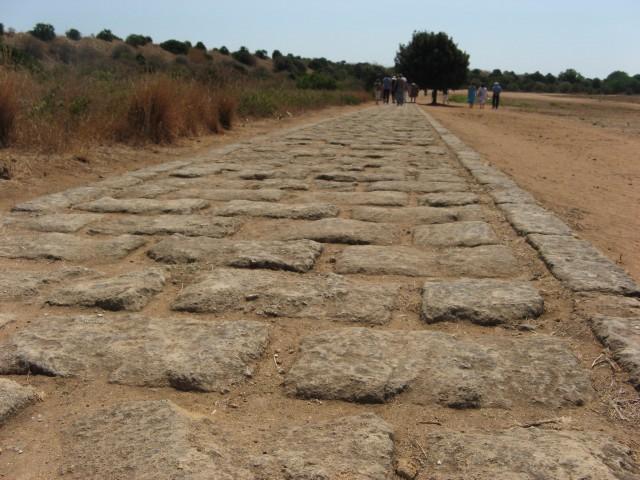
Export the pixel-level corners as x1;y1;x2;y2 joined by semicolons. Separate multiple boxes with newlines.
467;82;502;109
374;75;420;105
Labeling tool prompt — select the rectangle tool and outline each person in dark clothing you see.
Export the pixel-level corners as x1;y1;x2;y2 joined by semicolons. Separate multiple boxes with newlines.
391;76;397;104
492;82;502;109
382;75;392;104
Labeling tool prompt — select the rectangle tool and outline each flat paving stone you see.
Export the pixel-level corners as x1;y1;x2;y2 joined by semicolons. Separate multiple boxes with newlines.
88;214;241;237
12;186;110;212
413;221;499;247
421;279;544;325
215;200;338;219
166;188;283;202
591;314;640;390
489;187;537;204
172;268;398;324
296;191;408;206
0;233;146;262
47;269;166;311
2;213;102;233
423;429;639;480
113;182;179;199
76;197;210;214
336;245;519;278
527;234;640;295
66;400;255;479
149;238;322;272
0;378;38;424
251;179;309;190
268;218;401;245
315;171;405;182
365;180;469;193
0;315;269;392
0;267;95;301
286;328;593;407
418;192;480;206
500;203;572;235
168;163;226;177
351;206;459;224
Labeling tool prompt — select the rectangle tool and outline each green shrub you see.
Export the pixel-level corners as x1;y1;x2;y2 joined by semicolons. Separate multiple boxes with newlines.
29;23;56;42
66;28;81;41
255;49;268;59
96;29;120;42
195;41;206;50
219;46;229;55
126;34;152;47
296;72;337;90
273;54;306;77
232;46;256;66
160;39;189;55
272;49;282;59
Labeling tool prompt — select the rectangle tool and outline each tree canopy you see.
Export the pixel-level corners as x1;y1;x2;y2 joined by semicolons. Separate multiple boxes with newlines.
395;31;468;101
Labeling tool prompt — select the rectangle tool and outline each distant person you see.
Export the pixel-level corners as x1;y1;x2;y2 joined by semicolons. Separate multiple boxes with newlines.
396;75;408;105
391;76;397;103
382;75;392;104
409;82;419;103
443;88;449;105
374;79;383;105
477;84;488;109
467;84;476;108
492;82;502;109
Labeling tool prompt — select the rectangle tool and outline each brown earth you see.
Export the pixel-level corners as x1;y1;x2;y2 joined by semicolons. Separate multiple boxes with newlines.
425;92;640;282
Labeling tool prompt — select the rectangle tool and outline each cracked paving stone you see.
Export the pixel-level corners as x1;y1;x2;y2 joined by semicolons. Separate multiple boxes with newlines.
215;200;338;219
75;197;210;215
1;213;103;233
0;233;146;262
365;180;469;193
172;268;399;324
88;214;242;237
0;267;95;301
413;221;499;247
315;171;405;182
12;187;110;213
148;237;322;272
165;188;284;202
0;316;269;392
500;203;572;235
0;378;38;425
351;206;459;224
285;328;593;407
47;268;166;311
489;187;537;204
336;245;519;278
295;191;408;206
417;192;480;207
421;279;544;325
266;218;401;245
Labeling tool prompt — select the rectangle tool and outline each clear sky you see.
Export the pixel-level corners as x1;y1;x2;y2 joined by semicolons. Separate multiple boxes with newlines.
3;0;639;78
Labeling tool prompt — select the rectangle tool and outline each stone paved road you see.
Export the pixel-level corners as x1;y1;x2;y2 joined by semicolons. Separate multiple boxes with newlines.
0;105;639;479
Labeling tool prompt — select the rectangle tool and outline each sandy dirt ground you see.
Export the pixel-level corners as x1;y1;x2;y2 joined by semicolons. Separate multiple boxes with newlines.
425;92;640;283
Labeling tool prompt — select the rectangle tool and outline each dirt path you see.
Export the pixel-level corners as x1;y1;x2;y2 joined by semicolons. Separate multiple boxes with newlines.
425;93;640;283
0;104;638;479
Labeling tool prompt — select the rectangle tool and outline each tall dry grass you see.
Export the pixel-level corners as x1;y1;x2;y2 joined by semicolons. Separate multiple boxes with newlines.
0;73;19;147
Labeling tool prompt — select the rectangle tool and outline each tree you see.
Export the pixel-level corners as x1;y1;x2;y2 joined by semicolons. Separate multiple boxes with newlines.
0;23;4;36
29;23;56;42
126;34;152;47
66;28;81;40
232;46;256;66
255;49;268;59
219;46;230;55
96;29;120;42
272;49;282;59
160;39;190;55
558;68;582;84
195;41;206;50
395;31;469;104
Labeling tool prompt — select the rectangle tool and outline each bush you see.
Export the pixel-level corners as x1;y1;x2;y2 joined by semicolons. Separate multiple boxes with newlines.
66;28;81;41
195;41;206;50
126;34;152;47
296;72;337;90
272;49;282;59
29;23;56;42
49;40;75;64
217;96;236;129
255;49;268;59
16;35;46;60
219;46;229;55
96;29;120;42
0;24;4;36
122;78;177;143
232;46;256;66
0;75;18;147
273;54;306;76
111;44;136;61
160;39;189;55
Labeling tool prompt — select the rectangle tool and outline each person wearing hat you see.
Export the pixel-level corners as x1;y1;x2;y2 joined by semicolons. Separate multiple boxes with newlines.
492;82;503;110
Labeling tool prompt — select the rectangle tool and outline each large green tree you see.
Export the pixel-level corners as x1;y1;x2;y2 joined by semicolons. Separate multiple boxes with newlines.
395;31;469;104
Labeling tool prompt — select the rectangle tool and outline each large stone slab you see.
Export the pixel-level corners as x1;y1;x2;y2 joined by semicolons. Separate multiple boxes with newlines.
268;218;400;245
166;188;284;202
66;400;255;480
421;279;544;325
0;267;95;300
413;221;499;247
47;269;166;311
296;191;409;206
215;200;338;219
489;187;537;204
500;203;572;235
172;268;398;324
423;429;639;480
336;245;519;278
286;328;592;407
527;234;640;295
352;206;459;224
75;197;210;214
365;181;469;193
418;192;480;206
88;214;241;237
2;213;102;233
149;238;322;272
0;233;146;262
0;379;38;424
591;314;640;390
0;316;268;392
315;171;405;182
113;182;179;199
12;186;109;212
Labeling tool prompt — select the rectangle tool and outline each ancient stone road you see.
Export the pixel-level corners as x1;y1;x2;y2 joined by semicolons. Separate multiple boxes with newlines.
0;105;639;479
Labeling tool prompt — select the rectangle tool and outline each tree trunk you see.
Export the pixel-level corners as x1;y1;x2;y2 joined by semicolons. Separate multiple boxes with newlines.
431;89;438;105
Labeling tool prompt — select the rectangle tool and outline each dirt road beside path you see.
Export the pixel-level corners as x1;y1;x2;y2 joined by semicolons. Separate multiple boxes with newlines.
426;93;640;282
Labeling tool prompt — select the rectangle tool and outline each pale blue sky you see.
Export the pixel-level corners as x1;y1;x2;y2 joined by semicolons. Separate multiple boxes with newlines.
3;0;639;78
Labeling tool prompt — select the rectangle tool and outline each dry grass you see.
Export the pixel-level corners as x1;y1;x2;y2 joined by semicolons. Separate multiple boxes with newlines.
0;73;18;146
